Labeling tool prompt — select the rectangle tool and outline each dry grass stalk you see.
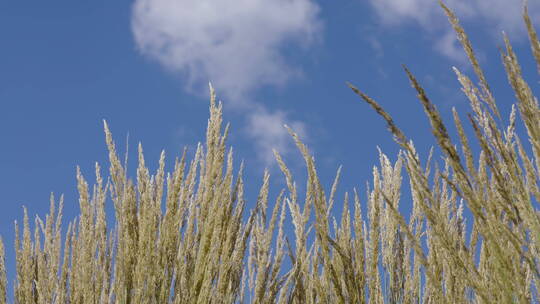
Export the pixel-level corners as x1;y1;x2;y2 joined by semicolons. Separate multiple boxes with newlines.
0;2;538;304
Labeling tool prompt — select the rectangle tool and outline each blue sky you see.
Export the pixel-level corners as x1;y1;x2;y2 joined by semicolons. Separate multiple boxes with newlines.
1;0;539;295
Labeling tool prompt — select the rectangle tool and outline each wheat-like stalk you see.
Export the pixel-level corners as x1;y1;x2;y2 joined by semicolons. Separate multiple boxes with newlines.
0;2;539;303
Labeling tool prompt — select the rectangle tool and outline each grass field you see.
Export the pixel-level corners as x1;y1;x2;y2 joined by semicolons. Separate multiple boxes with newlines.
1;2;539;303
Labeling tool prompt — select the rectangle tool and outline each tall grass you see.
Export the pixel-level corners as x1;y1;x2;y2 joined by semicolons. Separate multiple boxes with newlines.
1;2;539;303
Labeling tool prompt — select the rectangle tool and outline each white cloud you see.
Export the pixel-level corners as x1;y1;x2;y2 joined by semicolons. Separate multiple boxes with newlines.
132;0;321;165
131;0;322;102
368;0;472;28
434;29;467;63
367;0;540;60
246;108;306;166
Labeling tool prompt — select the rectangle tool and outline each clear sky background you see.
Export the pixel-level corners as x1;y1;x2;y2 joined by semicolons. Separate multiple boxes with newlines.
1;0;539;296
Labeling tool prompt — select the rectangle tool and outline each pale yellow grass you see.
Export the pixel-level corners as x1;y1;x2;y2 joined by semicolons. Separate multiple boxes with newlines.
0;2;539;303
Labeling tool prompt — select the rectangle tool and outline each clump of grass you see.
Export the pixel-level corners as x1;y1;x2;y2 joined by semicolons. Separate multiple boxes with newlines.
0;2;539;303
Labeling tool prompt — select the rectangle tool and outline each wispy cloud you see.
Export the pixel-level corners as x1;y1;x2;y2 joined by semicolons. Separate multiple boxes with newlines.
131;0;322;165
367;0;540;61
246;107;306;166
433;29;467;63
131;0;322;102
